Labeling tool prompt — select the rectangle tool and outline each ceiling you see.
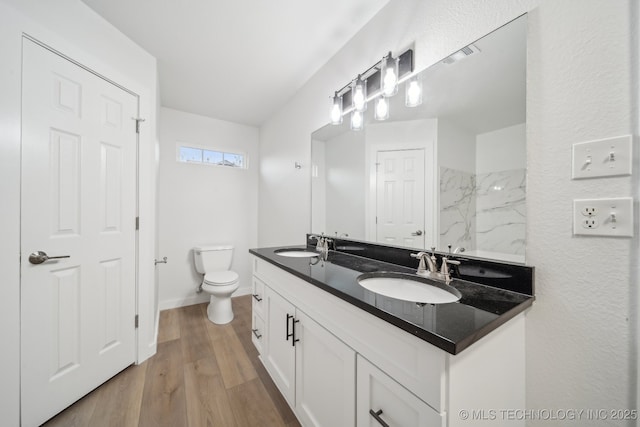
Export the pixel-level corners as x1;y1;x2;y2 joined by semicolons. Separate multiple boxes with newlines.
82;0;390;126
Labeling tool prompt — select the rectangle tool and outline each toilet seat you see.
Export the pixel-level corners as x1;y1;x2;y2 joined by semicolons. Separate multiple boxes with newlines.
203;270;238;286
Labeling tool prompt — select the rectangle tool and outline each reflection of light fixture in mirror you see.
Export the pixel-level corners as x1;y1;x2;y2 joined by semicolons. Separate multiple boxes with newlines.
330;92;343;125
352;75;367;112
405;77;423;107
350;110;363;131
328;48;413;125
374;96;389;121
381;52;399;97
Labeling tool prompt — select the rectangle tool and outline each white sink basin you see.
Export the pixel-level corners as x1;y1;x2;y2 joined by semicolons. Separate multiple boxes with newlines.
356;272;461;304
275;249;319;258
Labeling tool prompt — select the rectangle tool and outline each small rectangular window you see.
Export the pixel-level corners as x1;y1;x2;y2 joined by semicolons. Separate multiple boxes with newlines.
177;144;246;169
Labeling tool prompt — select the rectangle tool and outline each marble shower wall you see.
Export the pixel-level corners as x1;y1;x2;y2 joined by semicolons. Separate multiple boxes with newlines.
476;169;526;256
439;167;476;251
439;167;526;257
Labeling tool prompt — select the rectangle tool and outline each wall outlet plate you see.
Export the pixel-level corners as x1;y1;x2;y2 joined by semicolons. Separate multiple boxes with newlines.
572;135;632;179
573;197;633;237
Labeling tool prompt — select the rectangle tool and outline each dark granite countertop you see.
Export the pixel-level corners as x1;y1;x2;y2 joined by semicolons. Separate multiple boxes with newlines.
249;245;534;355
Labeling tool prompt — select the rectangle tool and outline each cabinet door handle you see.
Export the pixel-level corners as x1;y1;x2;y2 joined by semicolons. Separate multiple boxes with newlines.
286;313;294;341
369;409;390;427
251;328;262;339
252;294;262;302
292;319;300;347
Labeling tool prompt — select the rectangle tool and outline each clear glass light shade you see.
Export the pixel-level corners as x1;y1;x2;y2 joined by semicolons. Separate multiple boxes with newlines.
352;76;367;112
374;96;389;121
381;53;399;97
330;93;343;125
350;110;363;131
405;77;423;107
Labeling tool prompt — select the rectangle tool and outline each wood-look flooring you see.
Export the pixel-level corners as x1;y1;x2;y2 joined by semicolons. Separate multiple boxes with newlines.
43;295;301;427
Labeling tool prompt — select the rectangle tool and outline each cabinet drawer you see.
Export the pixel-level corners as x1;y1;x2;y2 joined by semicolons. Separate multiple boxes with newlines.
357;355;444;427
251;276;265;317
251;312;264;354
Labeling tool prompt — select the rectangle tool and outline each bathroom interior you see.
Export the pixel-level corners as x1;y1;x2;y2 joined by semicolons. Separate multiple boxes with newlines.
0;0;638;426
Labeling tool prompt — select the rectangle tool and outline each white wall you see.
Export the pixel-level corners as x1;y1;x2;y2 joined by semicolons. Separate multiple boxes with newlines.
437;119;477;173
0;1;158;424
325;130;366;239
258;0;638;424
476;123;526;174
158;107;258;309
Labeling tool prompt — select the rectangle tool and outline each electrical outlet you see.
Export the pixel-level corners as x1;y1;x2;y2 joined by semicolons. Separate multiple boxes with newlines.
573;197;633;237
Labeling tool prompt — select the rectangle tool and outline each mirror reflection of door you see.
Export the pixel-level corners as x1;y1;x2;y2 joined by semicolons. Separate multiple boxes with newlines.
375;149;425;248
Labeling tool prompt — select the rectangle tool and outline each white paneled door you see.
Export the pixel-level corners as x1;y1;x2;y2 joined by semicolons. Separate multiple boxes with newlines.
376;149;426;248
20;39;138;427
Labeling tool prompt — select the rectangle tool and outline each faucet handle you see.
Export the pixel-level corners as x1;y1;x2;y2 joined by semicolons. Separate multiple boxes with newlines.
440;257;461;283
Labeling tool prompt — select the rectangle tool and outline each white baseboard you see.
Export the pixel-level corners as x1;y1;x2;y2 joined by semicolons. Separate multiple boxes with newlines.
159;286;251;311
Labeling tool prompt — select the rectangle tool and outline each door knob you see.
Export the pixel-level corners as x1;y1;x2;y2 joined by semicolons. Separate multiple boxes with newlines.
411;230;423;236
28;251;70;265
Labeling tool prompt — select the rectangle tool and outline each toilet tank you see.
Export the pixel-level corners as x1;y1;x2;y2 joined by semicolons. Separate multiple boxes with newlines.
193;245;234;274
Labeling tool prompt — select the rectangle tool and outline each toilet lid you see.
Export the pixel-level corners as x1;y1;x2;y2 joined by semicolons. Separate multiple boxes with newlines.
204;271;239;285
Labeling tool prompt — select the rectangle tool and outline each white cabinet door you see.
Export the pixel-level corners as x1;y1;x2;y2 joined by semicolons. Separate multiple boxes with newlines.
357;356;444;427
263;286;296;405
295;310;356;427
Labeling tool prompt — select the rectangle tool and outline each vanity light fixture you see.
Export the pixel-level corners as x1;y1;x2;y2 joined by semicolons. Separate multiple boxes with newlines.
405;76;423;107
329;48;414;127
330;92;343;125
374;95;389;121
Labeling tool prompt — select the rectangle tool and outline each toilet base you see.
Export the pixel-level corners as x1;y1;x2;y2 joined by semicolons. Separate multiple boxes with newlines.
206;294;234;324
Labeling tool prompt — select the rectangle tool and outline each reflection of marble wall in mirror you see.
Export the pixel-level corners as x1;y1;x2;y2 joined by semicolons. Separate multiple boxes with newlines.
439;123;526;263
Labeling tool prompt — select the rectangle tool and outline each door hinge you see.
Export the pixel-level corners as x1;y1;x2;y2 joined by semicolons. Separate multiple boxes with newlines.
132;117;146;134
135;314;139;328
136;217;139;230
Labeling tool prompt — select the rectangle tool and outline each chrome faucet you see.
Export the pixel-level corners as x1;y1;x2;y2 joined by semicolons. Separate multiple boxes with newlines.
410;247;438;277
309;233;332;258
411;247;461;284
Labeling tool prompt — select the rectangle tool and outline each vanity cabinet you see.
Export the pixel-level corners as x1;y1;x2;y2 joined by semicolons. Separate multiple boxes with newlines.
252;255;525;427
357;355;443;427
263;284;356;427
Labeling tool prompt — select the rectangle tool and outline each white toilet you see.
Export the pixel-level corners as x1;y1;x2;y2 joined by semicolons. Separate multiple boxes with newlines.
193;245;239;324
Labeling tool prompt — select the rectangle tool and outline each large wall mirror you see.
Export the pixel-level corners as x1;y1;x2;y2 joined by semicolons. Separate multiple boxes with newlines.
311;15;526;264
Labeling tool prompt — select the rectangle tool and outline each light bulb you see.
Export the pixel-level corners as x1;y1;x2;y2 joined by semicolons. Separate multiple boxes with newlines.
381;53;399;97
350;110;363;131
383;69;398;97
405;78;423;107
374;96;389;121
352;76;367;112
330;93;343;125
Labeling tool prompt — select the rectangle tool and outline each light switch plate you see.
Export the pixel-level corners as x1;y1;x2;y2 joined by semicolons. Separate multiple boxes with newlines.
573;197;633;237
572;135;632;179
